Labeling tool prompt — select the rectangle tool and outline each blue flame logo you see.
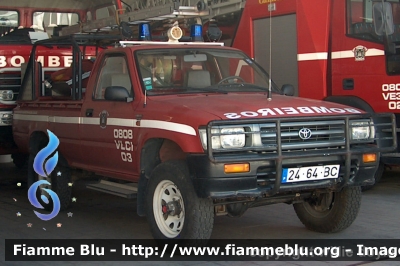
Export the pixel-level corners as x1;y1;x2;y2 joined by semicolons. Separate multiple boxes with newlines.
33;130;59;176
28;130;61;221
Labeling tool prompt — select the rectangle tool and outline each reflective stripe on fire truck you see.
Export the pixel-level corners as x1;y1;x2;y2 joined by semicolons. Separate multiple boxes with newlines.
297;52;328;61
13;114;197;136
297;48;384;61
331;48;384;59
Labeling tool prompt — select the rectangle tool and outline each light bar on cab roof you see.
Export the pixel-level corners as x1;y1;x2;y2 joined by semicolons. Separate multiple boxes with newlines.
138;23;151;41
119;41;224;47
190;24;203;42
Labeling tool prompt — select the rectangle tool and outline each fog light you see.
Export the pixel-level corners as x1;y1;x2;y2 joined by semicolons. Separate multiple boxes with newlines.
0;113;12;125
363;153;377;163
224;163;250;174
0;90;13;101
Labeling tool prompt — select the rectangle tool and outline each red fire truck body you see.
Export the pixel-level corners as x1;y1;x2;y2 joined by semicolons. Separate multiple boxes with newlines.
12;31;397;239
232;0;400;166
0;2;103;158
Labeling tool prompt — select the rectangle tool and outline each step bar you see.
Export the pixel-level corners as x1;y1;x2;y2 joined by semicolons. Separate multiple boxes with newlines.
86;180;138;199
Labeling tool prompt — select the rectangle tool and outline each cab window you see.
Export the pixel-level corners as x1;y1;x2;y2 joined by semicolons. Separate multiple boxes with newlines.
94;55;132;100
347;0;400;43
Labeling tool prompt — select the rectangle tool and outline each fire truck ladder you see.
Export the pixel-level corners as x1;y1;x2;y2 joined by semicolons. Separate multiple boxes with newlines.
61;0;245;36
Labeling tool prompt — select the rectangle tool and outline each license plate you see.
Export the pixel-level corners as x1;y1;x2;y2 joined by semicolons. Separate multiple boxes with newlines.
282;165;340;183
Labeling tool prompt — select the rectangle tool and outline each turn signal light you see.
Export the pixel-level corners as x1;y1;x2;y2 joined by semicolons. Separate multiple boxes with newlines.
224;163;250;174
363;153;377;163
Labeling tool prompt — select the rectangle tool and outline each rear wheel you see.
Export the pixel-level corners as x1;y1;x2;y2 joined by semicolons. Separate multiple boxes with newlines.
146;161;214;239
293;186;361;233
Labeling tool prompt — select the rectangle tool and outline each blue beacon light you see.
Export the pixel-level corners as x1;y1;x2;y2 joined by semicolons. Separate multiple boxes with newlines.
191;24;203;42
139;23;151;41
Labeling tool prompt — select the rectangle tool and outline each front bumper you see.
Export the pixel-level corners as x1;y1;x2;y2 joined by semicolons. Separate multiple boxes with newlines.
189;113;397;199
188;153;377;199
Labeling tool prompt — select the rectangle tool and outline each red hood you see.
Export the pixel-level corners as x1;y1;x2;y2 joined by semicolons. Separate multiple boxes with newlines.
148;93;364;121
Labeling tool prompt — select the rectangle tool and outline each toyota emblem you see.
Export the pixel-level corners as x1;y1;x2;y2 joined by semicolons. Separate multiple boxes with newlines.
299;128;312;140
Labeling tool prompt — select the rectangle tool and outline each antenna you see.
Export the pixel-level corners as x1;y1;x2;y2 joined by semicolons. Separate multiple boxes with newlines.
267;3;274;101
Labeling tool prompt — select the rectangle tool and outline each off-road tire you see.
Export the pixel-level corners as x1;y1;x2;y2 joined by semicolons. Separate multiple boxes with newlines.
293;186;361;233
28;138;72;211
145;160;214;239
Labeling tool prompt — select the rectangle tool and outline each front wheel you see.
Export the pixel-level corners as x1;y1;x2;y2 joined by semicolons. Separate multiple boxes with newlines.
293;186;361;233
146;161;214;239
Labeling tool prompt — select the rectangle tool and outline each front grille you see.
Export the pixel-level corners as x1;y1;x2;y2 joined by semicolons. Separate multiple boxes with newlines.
207;114;396;164
0;71;21;101
260;120;345;150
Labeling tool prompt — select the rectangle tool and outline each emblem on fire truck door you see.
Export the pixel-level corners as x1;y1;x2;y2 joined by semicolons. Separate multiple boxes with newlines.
99;110;109;129
352;45;368;61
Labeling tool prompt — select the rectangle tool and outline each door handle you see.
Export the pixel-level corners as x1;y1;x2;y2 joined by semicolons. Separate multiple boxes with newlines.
342;78;354;90
86;109;93;117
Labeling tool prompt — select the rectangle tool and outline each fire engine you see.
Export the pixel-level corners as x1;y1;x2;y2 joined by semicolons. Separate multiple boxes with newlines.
11;0;396;239
228;0;400;186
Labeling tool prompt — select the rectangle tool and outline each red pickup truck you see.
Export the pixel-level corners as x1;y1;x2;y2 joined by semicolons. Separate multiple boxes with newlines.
13;34;397;239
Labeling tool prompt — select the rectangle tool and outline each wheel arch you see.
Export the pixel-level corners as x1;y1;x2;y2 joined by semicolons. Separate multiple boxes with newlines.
29;131;48;154
137;137;188;217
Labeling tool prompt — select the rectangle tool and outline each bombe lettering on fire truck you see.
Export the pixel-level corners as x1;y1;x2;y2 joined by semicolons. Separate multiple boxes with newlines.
0;55;74;68
224;106;362;119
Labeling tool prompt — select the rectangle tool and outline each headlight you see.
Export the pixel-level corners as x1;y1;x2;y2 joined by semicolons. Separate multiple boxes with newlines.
199;127;245;149
0;90;13;101
220;128;245;148
350;121;371;140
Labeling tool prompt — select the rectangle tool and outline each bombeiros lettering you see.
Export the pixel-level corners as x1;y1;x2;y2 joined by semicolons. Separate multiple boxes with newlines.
224;106;361;119
0;55;73;67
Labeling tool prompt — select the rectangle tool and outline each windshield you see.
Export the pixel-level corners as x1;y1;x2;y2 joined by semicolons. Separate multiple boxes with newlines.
347;0;400;43
135;48;280;96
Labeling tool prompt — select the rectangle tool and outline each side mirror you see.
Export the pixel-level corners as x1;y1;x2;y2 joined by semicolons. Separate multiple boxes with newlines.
281;84;295;96
373;2;394;36
104;86;133;102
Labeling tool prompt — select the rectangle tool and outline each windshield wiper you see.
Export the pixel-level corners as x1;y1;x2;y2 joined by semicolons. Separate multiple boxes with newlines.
186;87;228;94
213;83;272;92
